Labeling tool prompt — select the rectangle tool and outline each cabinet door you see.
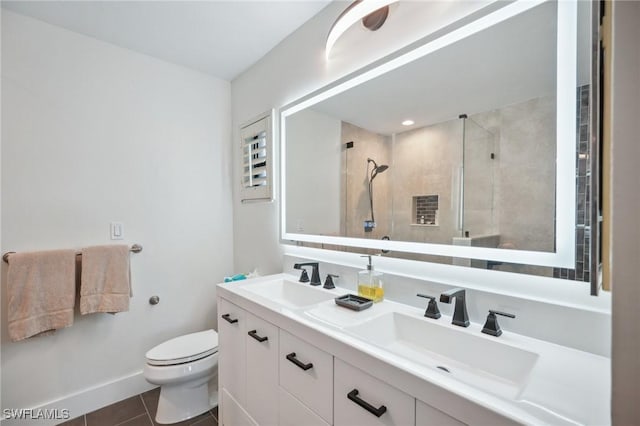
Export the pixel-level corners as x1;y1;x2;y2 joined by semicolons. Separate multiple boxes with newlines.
334;358;414;426
278;387;330;426
279;330;333;424
221;388;258;426
218;298;246;404
245;312;279;426
416;399;467;426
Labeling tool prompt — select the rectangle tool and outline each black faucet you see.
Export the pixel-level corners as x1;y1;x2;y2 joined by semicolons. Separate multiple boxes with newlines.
293;262;321;286
324;274;338;289
439;288;469;327
482;310;516;337
416;294;441;319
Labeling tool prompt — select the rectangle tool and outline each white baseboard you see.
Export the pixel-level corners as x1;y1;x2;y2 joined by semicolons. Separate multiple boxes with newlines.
1;371;155;426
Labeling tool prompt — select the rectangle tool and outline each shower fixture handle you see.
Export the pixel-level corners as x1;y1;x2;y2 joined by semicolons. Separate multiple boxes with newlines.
482;310;516;337
417;294;441;319
324;274;339;289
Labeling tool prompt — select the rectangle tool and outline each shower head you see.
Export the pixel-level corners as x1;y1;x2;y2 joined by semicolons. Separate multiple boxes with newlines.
368;158;389;181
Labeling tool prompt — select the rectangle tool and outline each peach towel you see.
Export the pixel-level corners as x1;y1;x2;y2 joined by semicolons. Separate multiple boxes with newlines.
7;249;77;342
80;245;131;314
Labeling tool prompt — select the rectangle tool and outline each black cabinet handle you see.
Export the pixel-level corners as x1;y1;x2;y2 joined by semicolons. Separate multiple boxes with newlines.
347;389;387;418
221;313;238;324
248;329;268;342
286;352;313;371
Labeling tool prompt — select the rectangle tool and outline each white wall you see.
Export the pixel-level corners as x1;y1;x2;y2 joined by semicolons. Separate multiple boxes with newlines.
1;10;232;419
611;1;640;423
285;108;341;236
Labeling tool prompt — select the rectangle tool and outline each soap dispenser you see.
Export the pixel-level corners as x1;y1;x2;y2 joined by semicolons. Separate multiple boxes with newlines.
357;255;384;302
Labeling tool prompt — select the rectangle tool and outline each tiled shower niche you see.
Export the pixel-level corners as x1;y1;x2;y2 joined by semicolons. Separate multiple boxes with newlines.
413;195;439;225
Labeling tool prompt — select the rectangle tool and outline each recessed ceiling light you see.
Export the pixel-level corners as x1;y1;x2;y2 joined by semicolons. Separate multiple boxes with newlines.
402;120;414;126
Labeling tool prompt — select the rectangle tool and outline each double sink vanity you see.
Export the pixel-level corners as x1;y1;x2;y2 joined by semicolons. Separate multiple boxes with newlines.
217;274;609;426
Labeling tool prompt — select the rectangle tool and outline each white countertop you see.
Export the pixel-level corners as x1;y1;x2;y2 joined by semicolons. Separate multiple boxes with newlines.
217;273;610;426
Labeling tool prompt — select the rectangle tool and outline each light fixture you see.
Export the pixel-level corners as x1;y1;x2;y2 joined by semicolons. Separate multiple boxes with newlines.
402;119;414;126
326;0;398;60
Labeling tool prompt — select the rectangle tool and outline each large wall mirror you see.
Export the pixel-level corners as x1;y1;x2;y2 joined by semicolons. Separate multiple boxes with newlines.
281;0;597;281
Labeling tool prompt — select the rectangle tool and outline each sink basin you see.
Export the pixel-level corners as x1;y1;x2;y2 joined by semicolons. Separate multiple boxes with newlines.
243;279;336;308
344;312;539;399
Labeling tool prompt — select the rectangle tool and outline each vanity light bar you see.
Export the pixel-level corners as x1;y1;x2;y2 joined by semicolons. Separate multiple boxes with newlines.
326;0;398;60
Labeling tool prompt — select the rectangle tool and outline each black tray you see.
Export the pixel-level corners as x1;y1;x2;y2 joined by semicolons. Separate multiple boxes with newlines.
335;294;373;311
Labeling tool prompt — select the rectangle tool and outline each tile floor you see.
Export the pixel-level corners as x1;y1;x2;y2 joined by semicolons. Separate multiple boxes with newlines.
58;388;218;426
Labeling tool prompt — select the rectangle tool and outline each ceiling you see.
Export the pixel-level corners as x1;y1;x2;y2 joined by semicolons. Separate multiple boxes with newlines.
1;0;331;81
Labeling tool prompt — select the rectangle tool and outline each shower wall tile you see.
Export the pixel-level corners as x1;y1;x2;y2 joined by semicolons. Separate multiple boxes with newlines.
341;122;392;240
392;119;463;246
554;84;591;282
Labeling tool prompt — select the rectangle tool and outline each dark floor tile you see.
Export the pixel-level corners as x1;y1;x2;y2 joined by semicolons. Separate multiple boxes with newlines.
116;414;152;426
151;412;211;426
140;387;161;421
191;415;217;426
211;406;218;420
58;416;85;426
86;395;147;426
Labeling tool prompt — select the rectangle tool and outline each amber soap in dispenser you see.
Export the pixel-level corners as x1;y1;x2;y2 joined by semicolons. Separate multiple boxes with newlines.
357;255;384;302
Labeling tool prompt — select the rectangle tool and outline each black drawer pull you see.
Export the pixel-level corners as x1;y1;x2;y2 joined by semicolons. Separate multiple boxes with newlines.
221;313;238;324
286;352;313;371
248;329;268;342
347;389;387;418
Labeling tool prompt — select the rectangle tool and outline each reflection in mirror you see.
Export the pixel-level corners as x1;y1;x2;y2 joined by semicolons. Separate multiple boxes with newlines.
283;0;594;280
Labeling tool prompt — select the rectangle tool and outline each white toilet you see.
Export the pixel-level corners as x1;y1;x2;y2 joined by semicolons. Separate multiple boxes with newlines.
144;329;219;424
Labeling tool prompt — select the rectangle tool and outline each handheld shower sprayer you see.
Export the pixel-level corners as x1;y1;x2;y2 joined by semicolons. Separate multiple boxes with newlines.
365;158;389;232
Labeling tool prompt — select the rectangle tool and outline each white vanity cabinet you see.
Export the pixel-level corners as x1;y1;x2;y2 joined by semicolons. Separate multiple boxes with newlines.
218;299;280;426
221;389;257;426
415;399;466;426
278;387;330;426
218;276;610;426
334;358;415;426
245;311;280;426
218;298;247;405
279;330;333;424
218;293;476;426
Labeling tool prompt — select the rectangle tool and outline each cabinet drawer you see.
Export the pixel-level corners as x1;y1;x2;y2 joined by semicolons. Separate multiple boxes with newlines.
334;358;414;426
218;298;246;404
416;399;466;426
221;388;258;426
278;387;330;426
246;312;279;426
279;330;333;424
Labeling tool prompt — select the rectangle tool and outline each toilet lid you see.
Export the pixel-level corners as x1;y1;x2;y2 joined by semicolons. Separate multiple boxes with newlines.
146;329;218;366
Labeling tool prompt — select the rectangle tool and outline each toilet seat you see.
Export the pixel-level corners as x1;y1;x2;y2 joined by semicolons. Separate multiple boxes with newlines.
146;329;218;366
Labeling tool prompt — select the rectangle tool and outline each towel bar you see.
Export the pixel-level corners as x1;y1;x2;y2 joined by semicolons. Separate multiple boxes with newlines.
2;244;143;264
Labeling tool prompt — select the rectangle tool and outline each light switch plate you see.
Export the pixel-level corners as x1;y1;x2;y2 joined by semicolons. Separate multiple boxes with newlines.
110;222;124;240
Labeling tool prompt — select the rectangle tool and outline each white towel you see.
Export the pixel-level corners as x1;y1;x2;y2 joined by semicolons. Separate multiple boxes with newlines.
7;249;76;341
80;245;131;314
